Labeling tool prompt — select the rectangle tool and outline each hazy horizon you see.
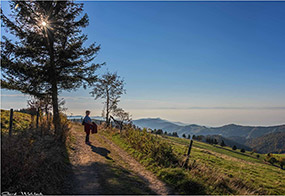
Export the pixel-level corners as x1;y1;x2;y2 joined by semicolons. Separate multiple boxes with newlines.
1;1;285;127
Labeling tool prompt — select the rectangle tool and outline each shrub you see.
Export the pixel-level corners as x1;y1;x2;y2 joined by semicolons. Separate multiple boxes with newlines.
122;128;178;167
232;145;237;150
256;154;260;158
268;157;277;165
220;140;226;147
240;148;245;153
278;157;285;169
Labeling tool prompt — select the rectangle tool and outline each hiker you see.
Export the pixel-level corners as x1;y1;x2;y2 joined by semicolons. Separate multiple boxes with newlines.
82;110;97;144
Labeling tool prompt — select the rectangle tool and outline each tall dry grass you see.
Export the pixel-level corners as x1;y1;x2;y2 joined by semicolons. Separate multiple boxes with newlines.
1;113;72;194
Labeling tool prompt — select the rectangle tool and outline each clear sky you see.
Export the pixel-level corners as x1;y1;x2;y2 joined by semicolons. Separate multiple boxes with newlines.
1;1;285;126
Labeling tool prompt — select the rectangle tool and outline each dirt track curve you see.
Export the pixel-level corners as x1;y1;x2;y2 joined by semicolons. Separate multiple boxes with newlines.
67;124;173;195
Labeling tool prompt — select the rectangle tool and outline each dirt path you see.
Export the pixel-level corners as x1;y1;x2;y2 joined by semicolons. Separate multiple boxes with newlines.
67;124;173;195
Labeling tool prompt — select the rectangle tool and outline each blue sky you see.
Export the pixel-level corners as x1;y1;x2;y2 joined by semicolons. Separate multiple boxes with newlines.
1;1;285;126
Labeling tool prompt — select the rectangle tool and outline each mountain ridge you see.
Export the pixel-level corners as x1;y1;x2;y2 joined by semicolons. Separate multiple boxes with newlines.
133;118;285;139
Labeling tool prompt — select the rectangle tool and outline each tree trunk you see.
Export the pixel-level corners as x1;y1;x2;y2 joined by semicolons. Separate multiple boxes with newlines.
48;31;61;140
51;78;61;139
106;89;110;126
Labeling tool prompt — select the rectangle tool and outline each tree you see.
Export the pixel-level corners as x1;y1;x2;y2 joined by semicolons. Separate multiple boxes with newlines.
27;96;66;130
112;107;131;123
279;157;285;169
156;129;163;135
172;132;178;137
268;157;277;165
90;72;125;126
182;134;186;138
112;107;131;132
232;145;237;150
220;140;226;147
187;134;191;139
1;1;103;140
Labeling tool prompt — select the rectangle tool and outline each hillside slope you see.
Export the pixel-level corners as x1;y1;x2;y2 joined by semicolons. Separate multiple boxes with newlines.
245;132;285;153
105;127;285;195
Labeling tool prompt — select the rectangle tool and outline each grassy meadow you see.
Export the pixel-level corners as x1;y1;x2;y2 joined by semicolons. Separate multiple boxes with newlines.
102;127;285;195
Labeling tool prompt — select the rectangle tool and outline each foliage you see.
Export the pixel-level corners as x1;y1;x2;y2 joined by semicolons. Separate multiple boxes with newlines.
1;0;103;138
171;132;179;137
278;157;285;169
232;145;237;150
246;132;285;154
118;127;178;168
220;140;226;147
90;71;125;125
113;107;131;122
152;129;163;135
1;109;32;133
240;148;245;153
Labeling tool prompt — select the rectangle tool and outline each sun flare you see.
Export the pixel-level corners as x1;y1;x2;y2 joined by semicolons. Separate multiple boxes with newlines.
41;21;47;26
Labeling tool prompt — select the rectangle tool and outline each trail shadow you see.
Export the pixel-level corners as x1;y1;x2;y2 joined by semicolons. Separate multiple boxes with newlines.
87;143;113;160
70;162;156;195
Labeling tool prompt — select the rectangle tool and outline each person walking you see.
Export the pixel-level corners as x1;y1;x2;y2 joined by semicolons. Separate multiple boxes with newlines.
83;110;97;144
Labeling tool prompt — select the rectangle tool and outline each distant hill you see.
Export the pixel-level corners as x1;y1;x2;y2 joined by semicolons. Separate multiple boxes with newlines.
133;118;285;139
245;132;285;153
203;135;252;151
133;118;181;131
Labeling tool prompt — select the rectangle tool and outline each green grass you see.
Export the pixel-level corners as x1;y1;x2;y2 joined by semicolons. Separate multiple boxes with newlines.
103;129;285;195
161;135;267;164
1;109;32;134
162;135;285;194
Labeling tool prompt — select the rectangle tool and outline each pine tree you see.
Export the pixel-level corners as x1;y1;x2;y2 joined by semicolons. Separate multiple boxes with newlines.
90;72;125;126
1;1;103;140
220;140;226;147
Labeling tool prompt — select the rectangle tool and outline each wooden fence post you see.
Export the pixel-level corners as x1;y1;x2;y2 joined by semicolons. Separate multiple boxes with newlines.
183;137;193;168
9;108;13;137
36;108;40;129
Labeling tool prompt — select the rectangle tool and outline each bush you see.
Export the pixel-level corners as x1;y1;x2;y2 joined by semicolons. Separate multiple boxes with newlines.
232;145;237;150
220;140;226;147
256;154;260;158
122;128;178;167
278;157;285;169
268;157;277;165
240;148;245;153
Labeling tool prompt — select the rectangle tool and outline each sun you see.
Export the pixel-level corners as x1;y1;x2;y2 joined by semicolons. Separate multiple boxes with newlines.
41;21;47;26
